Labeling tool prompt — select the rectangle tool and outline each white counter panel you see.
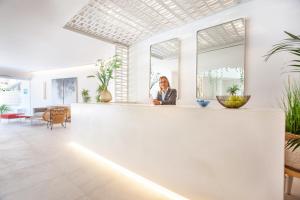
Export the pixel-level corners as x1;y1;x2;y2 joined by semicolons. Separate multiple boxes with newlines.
71;103;284;200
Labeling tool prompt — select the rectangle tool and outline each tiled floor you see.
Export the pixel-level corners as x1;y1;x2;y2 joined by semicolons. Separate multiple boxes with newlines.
0;122;299;200
0;122;168;200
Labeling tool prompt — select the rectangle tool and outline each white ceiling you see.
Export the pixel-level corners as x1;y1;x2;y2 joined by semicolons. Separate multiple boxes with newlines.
65;0;245;46
0;0;115;72
0;0;248;73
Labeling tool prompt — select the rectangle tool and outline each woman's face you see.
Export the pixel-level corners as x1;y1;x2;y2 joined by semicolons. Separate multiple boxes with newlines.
159;78;169;90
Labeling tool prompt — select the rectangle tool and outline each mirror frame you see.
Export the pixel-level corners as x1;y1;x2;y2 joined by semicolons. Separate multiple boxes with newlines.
149;38;181;99
196;18;246;100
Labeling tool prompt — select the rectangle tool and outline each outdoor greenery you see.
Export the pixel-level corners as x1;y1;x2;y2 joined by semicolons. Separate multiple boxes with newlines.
81;89;91;103
0;104;10;115
87;56;121;93
265;31;300;151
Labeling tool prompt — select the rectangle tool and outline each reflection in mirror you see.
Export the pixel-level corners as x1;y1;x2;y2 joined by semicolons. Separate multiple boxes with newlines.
150;38;180;98
196;18;245;99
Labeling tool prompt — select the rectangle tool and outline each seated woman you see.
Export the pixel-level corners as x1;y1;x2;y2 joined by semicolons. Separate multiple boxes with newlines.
152;76;177;105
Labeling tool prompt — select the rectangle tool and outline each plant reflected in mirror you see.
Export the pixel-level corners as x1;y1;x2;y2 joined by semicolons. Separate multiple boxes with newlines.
196;18;245;99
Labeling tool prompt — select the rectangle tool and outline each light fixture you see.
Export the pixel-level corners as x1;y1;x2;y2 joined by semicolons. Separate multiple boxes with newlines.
68;142;189;200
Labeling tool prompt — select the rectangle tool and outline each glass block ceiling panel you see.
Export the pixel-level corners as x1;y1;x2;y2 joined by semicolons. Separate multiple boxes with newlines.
197;18;245;52
64;0;245;46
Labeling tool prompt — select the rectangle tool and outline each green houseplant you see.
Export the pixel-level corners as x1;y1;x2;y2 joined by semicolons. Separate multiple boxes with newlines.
81;89;91;103
265;31;300;151
0;104;10;115
216;84;250;109
88;56;121;103
265;31;300;171
283;84;300;152
226;84;240;96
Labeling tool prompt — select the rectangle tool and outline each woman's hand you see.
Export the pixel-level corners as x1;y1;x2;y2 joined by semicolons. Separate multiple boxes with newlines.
152;99;161;105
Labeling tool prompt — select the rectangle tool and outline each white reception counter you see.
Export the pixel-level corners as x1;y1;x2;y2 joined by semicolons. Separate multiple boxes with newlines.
71;103;285;200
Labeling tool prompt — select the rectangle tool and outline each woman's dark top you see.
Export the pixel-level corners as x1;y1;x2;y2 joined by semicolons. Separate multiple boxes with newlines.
156;88;177;105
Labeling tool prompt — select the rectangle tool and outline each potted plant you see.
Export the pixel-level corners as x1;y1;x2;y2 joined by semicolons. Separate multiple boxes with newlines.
282;83;300;171
88;56;121;103
227;84;240;96
265;31;300;170
0;104;10;115
216;84;250;109
0;104;10;122
81;89;91;103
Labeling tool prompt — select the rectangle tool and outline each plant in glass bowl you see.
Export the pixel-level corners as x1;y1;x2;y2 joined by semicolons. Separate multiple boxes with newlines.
226;84;239;96
88;56;121;103
216;84;250;109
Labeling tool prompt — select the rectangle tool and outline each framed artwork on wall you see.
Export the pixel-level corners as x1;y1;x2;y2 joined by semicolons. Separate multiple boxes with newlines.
52;77;78;105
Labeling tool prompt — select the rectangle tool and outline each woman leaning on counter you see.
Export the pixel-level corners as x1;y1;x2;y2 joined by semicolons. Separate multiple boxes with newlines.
152;76;177;105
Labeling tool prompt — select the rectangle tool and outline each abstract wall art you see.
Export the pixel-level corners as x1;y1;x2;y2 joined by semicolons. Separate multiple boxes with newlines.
52;77;77;105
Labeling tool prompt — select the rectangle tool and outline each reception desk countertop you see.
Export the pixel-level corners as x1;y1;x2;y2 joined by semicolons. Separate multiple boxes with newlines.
71;103;284;200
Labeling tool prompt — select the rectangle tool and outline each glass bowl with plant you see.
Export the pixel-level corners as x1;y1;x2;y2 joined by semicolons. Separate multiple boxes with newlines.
216;84;250;109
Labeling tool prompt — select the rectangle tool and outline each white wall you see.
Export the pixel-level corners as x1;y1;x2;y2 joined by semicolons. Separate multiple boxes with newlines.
30;64;115;111
129;0;300;107
0;67;31;79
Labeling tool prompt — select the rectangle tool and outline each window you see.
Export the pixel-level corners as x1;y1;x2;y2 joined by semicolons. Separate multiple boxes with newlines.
0;77;30;114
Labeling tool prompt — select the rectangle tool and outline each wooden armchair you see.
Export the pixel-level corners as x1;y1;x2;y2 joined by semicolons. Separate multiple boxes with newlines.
43;108;66;130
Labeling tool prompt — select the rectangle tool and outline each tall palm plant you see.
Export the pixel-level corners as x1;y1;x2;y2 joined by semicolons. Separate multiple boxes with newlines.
265;31;300;151
265;31;300;72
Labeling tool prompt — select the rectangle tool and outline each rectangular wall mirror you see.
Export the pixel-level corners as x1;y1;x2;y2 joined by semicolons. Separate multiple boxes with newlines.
196;18;245;99
150;38;180;98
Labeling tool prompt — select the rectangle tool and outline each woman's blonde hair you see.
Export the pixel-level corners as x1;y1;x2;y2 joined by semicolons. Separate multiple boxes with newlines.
159;76;170;91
